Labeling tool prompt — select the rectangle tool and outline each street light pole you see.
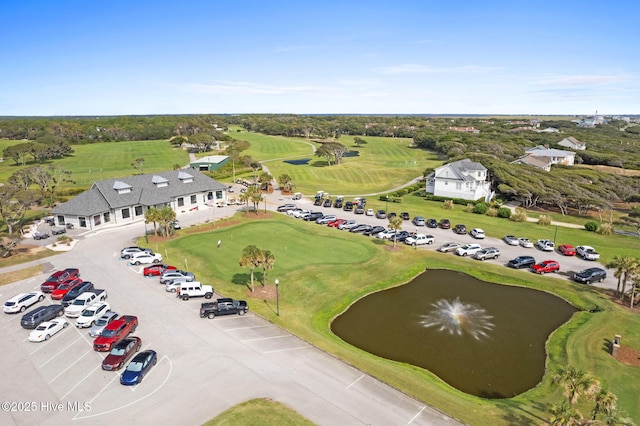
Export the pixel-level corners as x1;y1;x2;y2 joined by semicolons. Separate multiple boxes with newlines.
385;195;388;214
275;278;279;316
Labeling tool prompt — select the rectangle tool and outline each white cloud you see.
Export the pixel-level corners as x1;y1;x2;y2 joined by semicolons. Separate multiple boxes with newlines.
375;64;502;75
533;74;630;87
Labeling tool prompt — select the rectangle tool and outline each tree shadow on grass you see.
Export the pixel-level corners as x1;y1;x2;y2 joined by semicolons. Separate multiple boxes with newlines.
494;401;547;426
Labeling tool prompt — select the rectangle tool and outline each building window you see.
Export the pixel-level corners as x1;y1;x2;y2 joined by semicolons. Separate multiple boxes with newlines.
79;217;87;228
215;190;223;200
57;215;65;225
190;195;197;204
456;182;462;190
104;212;110;223
135;206;143;216
94;215;101;226
122;208;130;219
177;197;184;207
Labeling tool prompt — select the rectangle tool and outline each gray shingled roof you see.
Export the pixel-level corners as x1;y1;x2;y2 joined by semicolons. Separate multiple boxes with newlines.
434;158;487;181
53;170;226;217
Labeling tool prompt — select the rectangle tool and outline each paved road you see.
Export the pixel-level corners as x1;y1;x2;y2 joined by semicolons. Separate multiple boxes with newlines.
0;192;461;426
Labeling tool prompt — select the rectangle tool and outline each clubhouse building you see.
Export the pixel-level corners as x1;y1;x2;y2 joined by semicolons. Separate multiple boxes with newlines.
52;170;227;230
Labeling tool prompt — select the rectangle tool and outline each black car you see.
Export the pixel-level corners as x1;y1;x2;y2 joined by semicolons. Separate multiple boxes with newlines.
573;268;607;284
303;211;324;221
454;224;467;234
61;281;94;307
343;201;354;211
313;197;322;206
20;304;64;329
350;224;372;234
276;204;297;212
363;226;386;236
393;231;411;242
439;219;451;229
323;198;332;207
388;212;397;219
33;232;50;240
51;228;67;235
333;198;343;208
507;256;536;269
426;218;438;228
400;212;410;220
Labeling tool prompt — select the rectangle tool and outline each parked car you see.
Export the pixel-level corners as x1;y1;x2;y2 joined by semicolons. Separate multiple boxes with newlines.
536;239;555;251
558;244;577;256
354;206;365;215
120;350;157;385
89;311;120;337
576;245;600;261
102;337;142;371
21;305;65;329
439;219;451;229
503;235;519;246
333;197;343;208
61;281;94;307
165;278;190;293
51;227;67;235
277;204;297;212
507;256;536;269
33;232;50;240
75;302;111;328
350;224;372;234
94;315;138;351
120;247;152;259
50;277;83;300
454;224;467;235
337;220;357;230
323;198;332;208
28;318;68;342
518;238;534;248
292;209;310;218
426;218;438;228
171;220;181;230
200;298;249;319
531;260;560;274
327;219;347;228
412;216;426;226
129;252;163;265
160;270;194;285
286;208;302;217
473;247;501;261
303;212;324;222
405;234;435;246
375;210;387;219
400;212;410;220
573;267;607;284
3;291;45;314
40;268;80;293
376;229;396;239
143;264;177;277
470;228;485;239
365;209;374;216
393;230;412;242
455;243;482;257
343;201;354;211
363;226;386;236
315;215;336;225
437;242;461;253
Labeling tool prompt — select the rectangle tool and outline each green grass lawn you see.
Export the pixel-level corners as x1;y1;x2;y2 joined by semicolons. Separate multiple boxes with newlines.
0;139;188;188
203;398;315;426
152;214;640;425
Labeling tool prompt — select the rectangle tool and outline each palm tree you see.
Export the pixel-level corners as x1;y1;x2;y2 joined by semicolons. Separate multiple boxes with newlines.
239;245;261;292
552;366;600;406
607;255;640;299
144;207;160;236
259;250;275;286
157;205;176;236
388;215;404;248
247;186;263;213
628;276;640;308
619;257;639;301
258;171;273;191
591;389;617;421
549;402;581;426
600;408;635;426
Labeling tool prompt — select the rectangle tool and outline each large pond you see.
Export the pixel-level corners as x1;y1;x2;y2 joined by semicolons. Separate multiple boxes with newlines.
331;269;578;398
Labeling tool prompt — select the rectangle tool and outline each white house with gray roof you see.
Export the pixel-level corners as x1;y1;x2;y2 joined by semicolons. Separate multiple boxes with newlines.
425;159;492;201
52;170;227;230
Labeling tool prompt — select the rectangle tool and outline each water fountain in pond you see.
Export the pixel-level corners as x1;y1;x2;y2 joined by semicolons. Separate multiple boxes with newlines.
420;297;494;340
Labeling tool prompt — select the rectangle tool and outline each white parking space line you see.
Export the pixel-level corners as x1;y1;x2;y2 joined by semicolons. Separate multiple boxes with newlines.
48;349;93;384
408;406;426;424
35;335;81;359
224;324;271;331
241;334;290;342
60;363;104;400
72;355;173;421
346;374;365;389
262;346;310;354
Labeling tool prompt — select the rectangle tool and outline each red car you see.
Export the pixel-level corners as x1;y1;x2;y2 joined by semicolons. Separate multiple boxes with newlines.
93;315;138;352
531;260;560;275
101;337;142;371
558;244;576;256
40;268;80;293
328;219;347;228
143;264;177;277
50;277;83;300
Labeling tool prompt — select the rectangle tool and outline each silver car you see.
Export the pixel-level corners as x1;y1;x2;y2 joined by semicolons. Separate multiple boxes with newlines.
160;270;195;284
89;311;119;337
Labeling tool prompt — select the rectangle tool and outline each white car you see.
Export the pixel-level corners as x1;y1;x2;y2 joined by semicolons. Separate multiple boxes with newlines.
292;209;311;219
376;229;397;239
89;311;119;337
576;245;600;260
337;220;357;230
76;302;111;328
120;246;152;259
518;238;534;248
537;239;555;251
129;252;163;265
470;228;485;239
365;209;374;216
3;291;45;314
28;318;68;342
455;244;482;257
503;235;519;246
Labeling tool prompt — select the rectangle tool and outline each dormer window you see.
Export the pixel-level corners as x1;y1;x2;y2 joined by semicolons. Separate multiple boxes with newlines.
113;180;132;194
152;175;169;188
178;171;194;183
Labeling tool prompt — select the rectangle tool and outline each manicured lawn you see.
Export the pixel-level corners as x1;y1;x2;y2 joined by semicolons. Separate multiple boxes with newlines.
204;398;315;426
0;140;188;188
152;214;640;425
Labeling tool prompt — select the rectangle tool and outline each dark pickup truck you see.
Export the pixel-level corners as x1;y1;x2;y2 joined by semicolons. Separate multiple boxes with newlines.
200;298;248;319
93;315;138;352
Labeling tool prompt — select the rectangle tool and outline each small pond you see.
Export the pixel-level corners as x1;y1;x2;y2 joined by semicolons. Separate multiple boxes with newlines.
284;158;311;165
331;269;578;398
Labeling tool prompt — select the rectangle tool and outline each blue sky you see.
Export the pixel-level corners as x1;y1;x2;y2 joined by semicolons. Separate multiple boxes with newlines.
2;0;638;116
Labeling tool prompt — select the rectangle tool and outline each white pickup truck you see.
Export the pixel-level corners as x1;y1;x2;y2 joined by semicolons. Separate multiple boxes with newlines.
404;234;435;246
64;289;107;318
177;282;214;301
